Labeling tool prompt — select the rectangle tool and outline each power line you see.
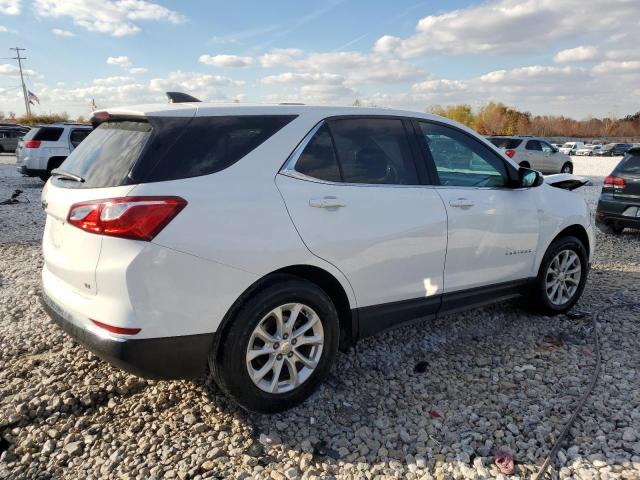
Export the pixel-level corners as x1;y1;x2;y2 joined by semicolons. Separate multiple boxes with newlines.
9;47;31;117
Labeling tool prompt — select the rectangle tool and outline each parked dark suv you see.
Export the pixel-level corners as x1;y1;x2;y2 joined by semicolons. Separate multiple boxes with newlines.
596;147;640;234
594;143;632;157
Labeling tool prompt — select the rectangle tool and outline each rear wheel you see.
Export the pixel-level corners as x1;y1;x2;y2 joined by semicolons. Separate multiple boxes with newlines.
601;222;624;235
40;157;66;182
529;236;588;315
561;162;573;174
210;276;339;413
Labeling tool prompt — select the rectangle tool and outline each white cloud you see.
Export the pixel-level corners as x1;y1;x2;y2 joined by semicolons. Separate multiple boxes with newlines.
52;28;75;37
261;72;344;85
593;60;640;74
0;25;9;32
0;63;36;76
374;0;640;57
33;0;185;37
107;56;132;67
554;46;597;63
259;48;304;68
198;54;254;68
93;76;133;85
148;71;244;101
129;67;148;74
0;0;20;15
605;49;640;61
261;50;424;85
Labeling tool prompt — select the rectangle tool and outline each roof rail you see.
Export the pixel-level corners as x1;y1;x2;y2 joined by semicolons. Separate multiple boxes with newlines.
279;102;305;105
166;91;202;103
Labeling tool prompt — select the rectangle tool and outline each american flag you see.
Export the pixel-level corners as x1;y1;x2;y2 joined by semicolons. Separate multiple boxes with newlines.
28;90;40;105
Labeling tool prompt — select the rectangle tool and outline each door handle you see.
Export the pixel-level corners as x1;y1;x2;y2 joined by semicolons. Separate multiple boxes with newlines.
309;196;347;209
449;198;475;208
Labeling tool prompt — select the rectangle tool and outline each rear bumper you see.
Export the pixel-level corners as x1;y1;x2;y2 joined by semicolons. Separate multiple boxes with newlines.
17;165;46;177
40;291;214;380
596;197;640;230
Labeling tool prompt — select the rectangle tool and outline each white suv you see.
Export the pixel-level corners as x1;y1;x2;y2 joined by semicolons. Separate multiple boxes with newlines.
40;104;594;412
16;123;92;181
488;136;573;174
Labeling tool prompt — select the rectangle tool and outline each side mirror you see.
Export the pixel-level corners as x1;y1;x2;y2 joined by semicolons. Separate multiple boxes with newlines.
519;167;543;188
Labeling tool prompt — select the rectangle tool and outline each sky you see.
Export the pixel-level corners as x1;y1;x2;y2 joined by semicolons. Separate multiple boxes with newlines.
0;0;639;119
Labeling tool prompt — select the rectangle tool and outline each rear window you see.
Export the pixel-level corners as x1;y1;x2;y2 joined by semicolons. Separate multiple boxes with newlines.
33;127;64;142
618;153;640;174
488;137;523;149
54;115;295;188
57;121;152;188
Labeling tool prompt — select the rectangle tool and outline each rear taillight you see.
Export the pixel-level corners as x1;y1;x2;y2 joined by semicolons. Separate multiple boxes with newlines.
505;149;516;158
67;196;187;241
604;175;625;188
91;319;141;335
24;140;41;148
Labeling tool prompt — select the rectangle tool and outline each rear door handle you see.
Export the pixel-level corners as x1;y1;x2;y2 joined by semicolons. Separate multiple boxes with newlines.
449;198;475;208
309;196;347;209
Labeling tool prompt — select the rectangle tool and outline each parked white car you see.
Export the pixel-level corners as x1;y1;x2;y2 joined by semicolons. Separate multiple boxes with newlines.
487;136;573;173
575;145;597;156
40;103;594;412
559;141;585;155
15;123;92;181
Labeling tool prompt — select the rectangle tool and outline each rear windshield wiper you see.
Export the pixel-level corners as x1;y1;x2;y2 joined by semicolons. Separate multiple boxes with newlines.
50;169;85;183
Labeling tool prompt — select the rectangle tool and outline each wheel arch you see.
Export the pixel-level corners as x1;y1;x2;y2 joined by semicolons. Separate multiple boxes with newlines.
212;265;356;367
552;224;590;257
47;156;67;172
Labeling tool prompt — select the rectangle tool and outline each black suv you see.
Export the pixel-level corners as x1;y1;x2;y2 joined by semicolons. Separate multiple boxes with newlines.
594;143;632;157
596;147;640;234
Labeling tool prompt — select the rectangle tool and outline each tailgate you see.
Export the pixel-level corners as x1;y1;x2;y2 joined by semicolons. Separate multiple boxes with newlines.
42;181;135;296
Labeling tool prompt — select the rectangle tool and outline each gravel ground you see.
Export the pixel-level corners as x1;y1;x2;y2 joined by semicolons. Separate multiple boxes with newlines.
1;154;639;480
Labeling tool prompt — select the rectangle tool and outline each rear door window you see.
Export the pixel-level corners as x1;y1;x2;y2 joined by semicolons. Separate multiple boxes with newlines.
526;140;542;151
70;129;91;147
328;118;419;185
294;124;342;182
33;127;64;142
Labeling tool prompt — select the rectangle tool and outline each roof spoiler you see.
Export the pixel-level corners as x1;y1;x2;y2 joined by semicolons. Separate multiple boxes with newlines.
166;92;202;103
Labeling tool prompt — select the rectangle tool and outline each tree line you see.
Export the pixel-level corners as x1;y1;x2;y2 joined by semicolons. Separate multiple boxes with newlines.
428;102;640;138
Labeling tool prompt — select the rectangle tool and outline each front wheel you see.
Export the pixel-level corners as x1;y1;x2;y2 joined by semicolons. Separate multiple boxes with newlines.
561;162;573;174
529;236;588;315
210;276;339;413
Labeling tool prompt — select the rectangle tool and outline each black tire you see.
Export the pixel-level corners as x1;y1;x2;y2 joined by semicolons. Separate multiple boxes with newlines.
601;222;624;235
519;161;531;168
529;235;589;315
40;157;66;182
209;275;339;413
561;162;573;174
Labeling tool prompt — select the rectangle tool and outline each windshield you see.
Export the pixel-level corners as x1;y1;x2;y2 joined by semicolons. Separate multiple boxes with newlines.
562;143;574;148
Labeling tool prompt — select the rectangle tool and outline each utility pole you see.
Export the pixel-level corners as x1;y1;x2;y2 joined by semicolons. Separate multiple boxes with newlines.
10;47;31;117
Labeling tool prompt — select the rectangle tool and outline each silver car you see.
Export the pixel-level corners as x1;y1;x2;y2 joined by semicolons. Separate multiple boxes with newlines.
0;128;25;153
488;136;573;174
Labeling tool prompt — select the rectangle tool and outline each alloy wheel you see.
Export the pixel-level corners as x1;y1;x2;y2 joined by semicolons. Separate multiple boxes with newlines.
545;249;582;306
246;303;324;394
